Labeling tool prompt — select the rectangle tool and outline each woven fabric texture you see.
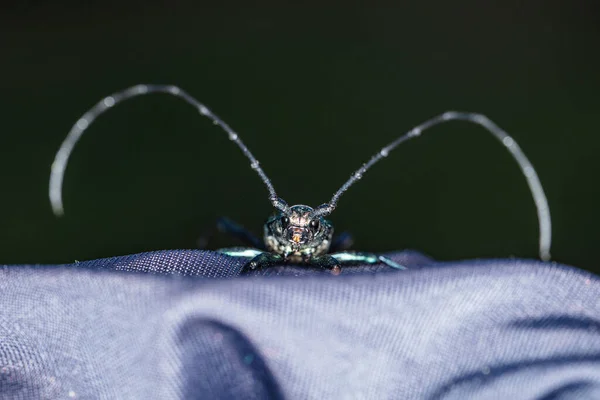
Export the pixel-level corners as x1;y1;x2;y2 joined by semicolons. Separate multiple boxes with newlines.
1;250;599;399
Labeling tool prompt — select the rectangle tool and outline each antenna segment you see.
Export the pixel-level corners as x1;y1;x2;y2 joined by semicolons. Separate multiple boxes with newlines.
49;84;288;217
310;112;551;261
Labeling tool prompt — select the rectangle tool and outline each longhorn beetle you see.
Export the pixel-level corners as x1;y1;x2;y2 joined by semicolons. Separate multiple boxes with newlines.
49;84;552;274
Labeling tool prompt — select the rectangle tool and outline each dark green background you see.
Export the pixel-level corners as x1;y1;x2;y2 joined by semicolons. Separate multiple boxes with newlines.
1;2;598;272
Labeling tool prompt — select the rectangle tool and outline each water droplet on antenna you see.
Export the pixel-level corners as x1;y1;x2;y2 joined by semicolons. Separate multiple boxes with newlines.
103;96;115;108
136;85;148;94
76;118;88;130
442;111;456;120
502;137;514;147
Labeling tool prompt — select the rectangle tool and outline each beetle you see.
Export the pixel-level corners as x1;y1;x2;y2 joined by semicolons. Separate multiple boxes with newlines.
49;84;552;274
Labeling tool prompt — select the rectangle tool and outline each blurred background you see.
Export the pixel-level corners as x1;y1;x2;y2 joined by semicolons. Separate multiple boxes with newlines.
1;1;598;272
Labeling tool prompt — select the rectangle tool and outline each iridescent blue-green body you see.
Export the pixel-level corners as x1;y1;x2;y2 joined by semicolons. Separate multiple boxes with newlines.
219;205;405;274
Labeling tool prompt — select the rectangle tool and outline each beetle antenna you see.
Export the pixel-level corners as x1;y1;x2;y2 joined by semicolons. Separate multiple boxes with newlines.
310;112;552;261
49;84;289;216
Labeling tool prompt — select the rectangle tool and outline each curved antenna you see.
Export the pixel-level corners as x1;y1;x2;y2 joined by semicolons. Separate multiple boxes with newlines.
311;111;552;261
49;84;289;216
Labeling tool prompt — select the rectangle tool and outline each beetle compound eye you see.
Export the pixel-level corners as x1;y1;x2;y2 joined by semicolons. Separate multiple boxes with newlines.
281;216;290;227
310;219;320;230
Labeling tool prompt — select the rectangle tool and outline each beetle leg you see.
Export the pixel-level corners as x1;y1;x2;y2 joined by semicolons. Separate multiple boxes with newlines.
330;252;407;270
217;247;264;259
242;252;284;273
310;255;342;275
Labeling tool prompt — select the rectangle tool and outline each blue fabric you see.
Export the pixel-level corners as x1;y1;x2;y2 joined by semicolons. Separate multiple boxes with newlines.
1;250;599;399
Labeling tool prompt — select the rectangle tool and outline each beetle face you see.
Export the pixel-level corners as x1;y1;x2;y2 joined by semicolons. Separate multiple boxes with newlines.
264;205;333;260
280;205;321;245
